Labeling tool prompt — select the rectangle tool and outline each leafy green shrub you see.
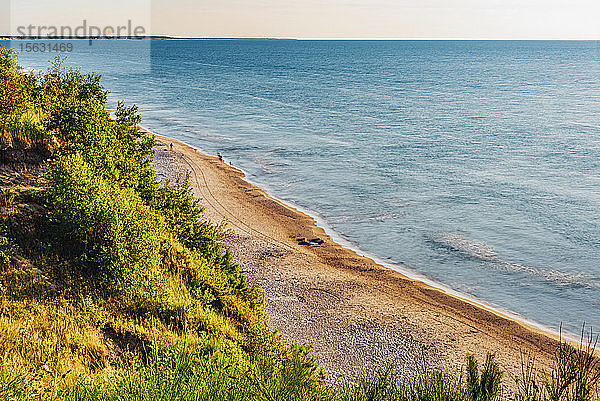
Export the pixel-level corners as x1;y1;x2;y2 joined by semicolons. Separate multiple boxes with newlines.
46;152;173;314
466;353;502;401
52;340;331;401
339;366;400;401
515;328;600;401
543;329;600;401
338;354;503;401
406;367;465;401
47;152;164;276
115;100;142;127
0;49;27;121
0;49;40;149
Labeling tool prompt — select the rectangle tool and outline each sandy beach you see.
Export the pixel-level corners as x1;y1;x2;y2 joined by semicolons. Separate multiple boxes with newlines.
151;133;560;388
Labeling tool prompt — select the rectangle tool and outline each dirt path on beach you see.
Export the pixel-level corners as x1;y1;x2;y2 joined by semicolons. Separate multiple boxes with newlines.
152;134;558;388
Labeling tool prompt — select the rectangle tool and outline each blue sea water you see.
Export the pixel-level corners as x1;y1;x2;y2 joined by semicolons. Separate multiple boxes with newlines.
11;39;600;335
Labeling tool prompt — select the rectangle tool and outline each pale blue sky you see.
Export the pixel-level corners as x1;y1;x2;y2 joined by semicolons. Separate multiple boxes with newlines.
4;0;600;39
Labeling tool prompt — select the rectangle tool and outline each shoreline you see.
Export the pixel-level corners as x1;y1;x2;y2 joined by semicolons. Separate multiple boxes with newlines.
148;128;564;343
150;130;561;385
248;190;567;342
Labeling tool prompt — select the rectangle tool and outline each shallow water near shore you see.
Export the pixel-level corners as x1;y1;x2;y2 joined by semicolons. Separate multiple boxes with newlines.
12;39;600;335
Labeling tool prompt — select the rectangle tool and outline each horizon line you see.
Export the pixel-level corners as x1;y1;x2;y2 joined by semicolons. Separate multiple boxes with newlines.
2;35;600;41
167;36;600;41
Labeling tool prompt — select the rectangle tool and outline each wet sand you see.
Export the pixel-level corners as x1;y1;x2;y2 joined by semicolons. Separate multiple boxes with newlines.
151;133;559;388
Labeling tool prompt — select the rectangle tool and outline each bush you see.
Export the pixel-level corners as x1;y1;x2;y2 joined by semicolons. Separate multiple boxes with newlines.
47;153;164;278
466;353;502;401
49;340;331;401
46;152;173;315
515;327;600;401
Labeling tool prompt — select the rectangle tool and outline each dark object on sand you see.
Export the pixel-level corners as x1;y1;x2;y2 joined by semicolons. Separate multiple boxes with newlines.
218;152;223;162
170;143;173;151
297;237;324;246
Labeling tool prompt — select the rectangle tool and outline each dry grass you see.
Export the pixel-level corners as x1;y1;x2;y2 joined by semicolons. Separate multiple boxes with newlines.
0;298;109;390
0;109;47;150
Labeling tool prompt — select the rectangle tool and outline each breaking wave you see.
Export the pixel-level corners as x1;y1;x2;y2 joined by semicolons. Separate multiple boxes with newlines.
429;232;599;289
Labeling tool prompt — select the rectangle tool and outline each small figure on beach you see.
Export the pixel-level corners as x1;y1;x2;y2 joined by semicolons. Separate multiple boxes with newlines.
170;143;173;151
218;152;223;162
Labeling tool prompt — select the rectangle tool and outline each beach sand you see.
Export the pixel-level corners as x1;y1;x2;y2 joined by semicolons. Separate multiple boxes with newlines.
152;133;559;388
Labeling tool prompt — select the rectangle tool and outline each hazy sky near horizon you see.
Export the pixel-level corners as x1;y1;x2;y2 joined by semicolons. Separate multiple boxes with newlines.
3;0;600;39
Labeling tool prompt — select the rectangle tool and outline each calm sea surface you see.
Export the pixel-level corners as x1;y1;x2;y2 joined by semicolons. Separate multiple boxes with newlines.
12;40;600;334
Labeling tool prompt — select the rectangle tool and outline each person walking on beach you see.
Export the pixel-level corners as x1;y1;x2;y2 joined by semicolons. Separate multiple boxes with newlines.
218;152;223;162
170;143;173;151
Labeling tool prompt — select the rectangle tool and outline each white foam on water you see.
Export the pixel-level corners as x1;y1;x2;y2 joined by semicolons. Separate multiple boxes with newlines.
430;232;498;261
430;232;600;290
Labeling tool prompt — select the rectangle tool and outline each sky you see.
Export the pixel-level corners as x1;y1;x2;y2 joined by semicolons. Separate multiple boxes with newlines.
3;0;600;39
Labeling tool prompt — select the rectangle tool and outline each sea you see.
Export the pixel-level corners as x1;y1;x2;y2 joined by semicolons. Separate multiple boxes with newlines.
10;39;600;336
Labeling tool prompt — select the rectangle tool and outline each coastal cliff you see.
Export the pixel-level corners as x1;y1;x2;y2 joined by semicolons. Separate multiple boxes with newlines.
0;48;597;400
